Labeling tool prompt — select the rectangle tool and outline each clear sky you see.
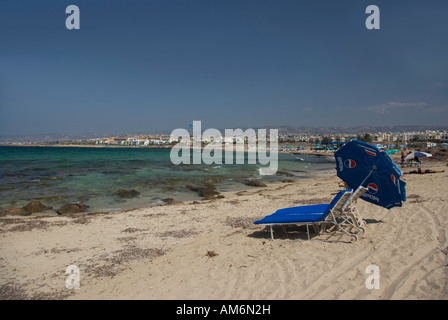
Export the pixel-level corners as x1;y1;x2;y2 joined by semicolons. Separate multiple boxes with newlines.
1;0;447;136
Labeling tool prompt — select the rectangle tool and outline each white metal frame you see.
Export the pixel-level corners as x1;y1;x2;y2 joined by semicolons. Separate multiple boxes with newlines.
261;190;355;241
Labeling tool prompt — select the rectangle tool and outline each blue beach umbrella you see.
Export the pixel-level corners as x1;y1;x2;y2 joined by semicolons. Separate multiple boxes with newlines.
334;140;406;209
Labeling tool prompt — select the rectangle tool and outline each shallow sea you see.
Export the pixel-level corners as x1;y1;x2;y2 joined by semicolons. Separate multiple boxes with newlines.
0;146;336;213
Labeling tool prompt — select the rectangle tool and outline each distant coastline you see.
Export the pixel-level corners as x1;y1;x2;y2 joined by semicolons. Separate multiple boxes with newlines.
0;142;338;158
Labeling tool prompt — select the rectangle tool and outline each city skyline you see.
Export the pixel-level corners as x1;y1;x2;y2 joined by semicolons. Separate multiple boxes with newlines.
1;0;447;136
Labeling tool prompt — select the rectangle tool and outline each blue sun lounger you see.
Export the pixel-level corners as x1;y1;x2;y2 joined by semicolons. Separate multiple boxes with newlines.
254;189;354;241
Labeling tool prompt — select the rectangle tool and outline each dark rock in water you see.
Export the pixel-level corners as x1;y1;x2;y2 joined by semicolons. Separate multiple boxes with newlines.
40;195;64;202
162;198;175;204
0;207;29;216
186;183;220;200
2;201;52;216
282;179;297;183
57;203;89;215
275;170;295;177
206;177;225;184
115;189;140;199
244;180;267;187
22;200;53;213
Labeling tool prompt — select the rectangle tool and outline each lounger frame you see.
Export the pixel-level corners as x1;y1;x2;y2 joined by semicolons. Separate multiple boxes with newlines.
257;187;368;242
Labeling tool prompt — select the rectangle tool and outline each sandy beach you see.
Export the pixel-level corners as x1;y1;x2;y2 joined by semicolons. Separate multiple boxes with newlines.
1;154;447;300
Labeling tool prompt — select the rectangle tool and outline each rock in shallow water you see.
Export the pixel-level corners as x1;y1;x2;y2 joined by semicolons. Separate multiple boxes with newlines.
185;183;220;200
22;200;53;213
243;180;267;187
0;207;28;216
0;200;53;216
161;198;175;204
56;203;89;215
115;189;141;199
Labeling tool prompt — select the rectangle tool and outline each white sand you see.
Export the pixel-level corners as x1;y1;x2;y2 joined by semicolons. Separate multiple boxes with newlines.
1;163;447;300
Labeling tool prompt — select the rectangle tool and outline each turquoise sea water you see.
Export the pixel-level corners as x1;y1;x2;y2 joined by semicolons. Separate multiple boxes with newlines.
0;146;335;213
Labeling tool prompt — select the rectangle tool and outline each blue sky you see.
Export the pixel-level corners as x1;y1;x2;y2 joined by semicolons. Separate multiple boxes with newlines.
1;0;447;136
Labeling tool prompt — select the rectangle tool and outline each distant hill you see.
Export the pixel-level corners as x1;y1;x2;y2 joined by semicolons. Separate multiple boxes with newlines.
258;125;448;135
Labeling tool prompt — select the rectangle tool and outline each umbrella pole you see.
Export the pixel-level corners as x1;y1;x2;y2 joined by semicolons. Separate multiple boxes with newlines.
357;166;376;192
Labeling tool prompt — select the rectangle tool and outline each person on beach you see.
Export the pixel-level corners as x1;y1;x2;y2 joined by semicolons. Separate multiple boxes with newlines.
400;148;406;166
404;166;445;174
